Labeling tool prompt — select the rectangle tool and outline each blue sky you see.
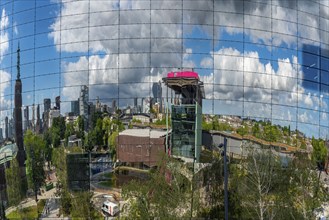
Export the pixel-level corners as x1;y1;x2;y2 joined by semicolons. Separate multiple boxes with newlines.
1;0;329;138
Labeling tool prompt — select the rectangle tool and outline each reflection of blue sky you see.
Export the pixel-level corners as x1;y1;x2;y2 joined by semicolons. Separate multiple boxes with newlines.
1;0;329;138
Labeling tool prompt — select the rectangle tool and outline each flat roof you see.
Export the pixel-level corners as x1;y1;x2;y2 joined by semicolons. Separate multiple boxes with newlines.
0;143;18;164
119;129;169;139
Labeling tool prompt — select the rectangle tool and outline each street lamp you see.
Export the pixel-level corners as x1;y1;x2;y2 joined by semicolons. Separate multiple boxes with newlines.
218;137;228;220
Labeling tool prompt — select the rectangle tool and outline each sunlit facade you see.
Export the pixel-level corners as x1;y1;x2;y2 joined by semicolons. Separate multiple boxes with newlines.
0;0;328;141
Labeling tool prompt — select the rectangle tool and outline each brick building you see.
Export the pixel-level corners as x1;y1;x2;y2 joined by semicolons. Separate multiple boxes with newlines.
116;129;169;167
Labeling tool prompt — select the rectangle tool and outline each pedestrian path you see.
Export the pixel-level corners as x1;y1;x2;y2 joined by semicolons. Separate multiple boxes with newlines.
40;198;66;219
5;198;36;216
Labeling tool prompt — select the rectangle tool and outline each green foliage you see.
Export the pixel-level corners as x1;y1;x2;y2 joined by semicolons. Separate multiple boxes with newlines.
43;130;52;165
122;155;190;219
252;123;261;138
6;205;38;220
154;117;170;125
60;188;72;216
236;148;280;219
236;125;248;136
64;123;75;146
84;132;93;151
132;118;142;123
102;116;112;146
70;192;101;219
202;117;233;131
311;137;328;169
300;139;307;149
109;131;119;160
51;147;72;216
75;116;84;140
282;125;291;137
52;117;66;139
5;159;23;206
216;122;233;131
51;126;61;148
52;147;67;187
202;121;213;131
263;124;282;142
90;112;103;130
24;130;46;194
230;146;328;219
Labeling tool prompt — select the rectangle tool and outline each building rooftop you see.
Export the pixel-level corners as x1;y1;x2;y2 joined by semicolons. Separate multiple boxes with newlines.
119;129;169;139
0;143;18;165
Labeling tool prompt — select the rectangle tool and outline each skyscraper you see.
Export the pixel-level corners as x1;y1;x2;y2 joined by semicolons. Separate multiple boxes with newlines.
35;104;42;134
71;100;80;116
55;96;60;110
23;106;29;131
14;44;27;188
43;99;51;130
79;85;89;130
32;104;35;131
0;128;3;143
152;81;162;113
44;98;51;112
134;97;138;108
111;99;117;113
5;116;8;140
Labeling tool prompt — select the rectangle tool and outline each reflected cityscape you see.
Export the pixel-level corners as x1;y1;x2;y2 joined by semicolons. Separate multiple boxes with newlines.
0;0;329;219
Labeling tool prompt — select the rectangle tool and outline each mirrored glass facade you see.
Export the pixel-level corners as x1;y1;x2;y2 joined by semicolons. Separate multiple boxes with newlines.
0;0;328;147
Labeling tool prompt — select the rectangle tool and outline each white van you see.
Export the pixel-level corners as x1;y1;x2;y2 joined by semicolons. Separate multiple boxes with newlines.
102;200;119;216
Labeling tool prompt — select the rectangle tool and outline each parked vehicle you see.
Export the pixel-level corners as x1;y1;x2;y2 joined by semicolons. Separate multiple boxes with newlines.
102;200;119;216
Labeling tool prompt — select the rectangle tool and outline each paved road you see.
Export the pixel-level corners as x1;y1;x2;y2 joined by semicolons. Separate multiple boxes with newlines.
40;198;69;220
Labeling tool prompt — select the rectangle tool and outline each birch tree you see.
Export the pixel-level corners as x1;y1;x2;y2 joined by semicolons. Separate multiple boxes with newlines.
238;147;279;220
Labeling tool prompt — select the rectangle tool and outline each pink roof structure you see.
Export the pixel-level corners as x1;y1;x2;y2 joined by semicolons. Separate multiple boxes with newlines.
167;71;199;79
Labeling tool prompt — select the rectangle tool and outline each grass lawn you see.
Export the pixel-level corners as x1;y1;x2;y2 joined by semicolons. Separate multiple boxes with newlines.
37;199;46;214
6;206;38;219
6;199;46;220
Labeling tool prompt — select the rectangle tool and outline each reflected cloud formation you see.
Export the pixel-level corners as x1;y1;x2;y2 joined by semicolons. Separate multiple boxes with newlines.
0;0;328;138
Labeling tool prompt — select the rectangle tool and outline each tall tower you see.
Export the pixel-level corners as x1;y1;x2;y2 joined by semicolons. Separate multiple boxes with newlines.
14;44;27;187
44;98;51;112
152;81;162;113
79;85;89;130
55;96;60;110
5;116;8;140
24;106;29;131
35;104;41;134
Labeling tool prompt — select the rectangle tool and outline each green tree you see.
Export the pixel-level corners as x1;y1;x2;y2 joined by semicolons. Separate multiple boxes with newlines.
311;137;328;169
252;123;261;138
50;126;61;148
84;130;96;151
52;117;66;139
102;116;112;147
64;123;75;146
237;125;248;136
24;130;46;202
43;129;53;170
122;155;191;219
286;152;326;219
70;192;100;219
236;147;280;220
5;159;23;206
109;131;119;160
75;116;85;141
202;121;213;131
263;124;282;142
52;147;72;215
94;118;104;146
